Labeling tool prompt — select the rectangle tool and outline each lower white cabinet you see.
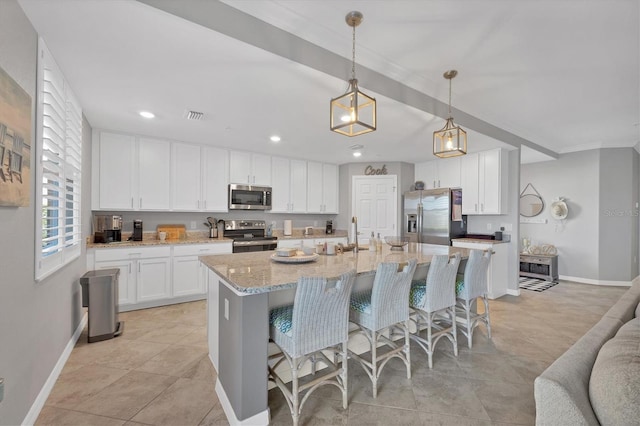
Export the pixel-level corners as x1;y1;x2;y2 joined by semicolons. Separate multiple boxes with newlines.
90;243;232;311
173;244;233;297
451;240;509;299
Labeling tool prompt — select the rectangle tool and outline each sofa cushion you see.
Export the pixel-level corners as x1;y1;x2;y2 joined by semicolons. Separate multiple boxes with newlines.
589;318;640;426
603;288;640;323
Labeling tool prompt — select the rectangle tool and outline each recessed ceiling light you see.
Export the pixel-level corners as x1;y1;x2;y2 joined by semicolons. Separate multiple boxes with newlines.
353;151;362;158
270;135;281;142
139;111;155;119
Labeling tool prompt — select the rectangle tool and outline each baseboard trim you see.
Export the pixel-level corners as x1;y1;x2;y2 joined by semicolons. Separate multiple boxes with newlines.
215;380;270;426
507;289;521;296
559;275;633;287
22;312;87;426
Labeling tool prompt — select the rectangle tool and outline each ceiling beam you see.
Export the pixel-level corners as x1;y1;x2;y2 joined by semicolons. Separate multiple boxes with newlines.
138;0;558;159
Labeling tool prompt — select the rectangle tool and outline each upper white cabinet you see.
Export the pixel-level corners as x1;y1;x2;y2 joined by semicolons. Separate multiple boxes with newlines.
95;132;170;210
172;143;229;212
460;148;508;215
96;132;135;210
202;146;229;212
229;151;271;185
414;157;461;189
307;162;338;213
271;157;307;213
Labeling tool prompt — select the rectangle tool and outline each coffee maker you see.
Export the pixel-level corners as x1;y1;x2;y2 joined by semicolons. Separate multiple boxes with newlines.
325;220;333;234
132;220;143;241
93;215;123;243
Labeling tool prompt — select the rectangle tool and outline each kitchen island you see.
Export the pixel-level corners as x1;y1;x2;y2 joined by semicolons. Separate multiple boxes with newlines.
200;243;470;425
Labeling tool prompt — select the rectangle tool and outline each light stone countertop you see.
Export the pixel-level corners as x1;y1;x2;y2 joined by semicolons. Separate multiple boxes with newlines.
201;243;470;295
87;231;233;249
273;229;348;240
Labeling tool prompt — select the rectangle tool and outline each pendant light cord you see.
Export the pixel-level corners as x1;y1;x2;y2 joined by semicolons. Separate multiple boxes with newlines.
448;77;452;118
351;24;356;81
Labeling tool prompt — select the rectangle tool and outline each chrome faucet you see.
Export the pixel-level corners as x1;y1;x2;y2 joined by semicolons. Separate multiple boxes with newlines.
352;216;359;254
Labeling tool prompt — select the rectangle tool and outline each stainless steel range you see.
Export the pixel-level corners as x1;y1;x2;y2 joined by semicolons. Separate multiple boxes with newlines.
224;220;278;253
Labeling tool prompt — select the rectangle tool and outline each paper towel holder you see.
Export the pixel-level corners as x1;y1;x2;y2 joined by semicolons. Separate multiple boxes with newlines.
284;220;292;236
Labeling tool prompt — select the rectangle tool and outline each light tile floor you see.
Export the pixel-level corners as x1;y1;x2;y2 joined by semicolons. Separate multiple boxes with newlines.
36;281;627;425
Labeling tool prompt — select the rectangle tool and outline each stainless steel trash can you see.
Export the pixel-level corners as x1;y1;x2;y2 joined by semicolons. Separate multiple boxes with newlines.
80;269;124;343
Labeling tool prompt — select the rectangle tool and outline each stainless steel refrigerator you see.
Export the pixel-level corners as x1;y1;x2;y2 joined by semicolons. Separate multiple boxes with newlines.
403;188;467;245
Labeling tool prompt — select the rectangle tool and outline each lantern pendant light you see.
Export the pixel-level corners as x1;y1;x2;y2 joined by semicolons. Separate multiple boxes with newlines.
433;70;467;158
330;11;376;137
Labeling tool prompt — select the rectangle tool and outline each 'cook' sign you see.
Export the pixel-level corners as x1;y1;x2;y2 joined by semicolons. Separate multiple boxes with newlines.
364;164;388;175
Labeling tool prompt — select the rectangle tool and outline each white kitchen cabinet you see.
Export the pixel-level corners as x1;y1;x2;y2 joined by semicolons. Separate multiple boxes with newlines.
172;143;229;212
94;259;136;307
97;132;135;210
451;240;509;299
415;158;460;189
173;243;232;296
138;138;171;210
202;146;229;211
93;246;171;308
172;142;202;211
94;132;170;210
307;161;339;213
271;157;306;213
229;151;271;185
460;148;508;215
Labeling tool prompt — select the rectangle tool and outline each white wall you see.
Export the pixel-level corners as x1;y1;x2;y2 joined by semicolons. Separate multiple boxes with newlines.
0;2;91;422
521;148;639;283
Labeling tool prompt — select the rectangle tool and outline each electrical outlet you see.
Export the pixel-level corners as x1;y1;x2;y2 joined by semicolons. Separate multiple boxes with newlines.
190;221;197;230
501;223;513;232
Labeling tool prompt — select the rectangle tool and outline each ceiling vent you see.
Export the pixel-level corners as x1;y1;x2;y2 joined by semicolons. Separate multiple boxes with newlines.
184;110;204;121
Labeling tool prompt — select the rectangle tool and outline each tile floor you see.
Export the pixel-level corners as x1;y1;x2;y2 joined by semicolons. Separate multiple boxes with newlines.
35;281;627;425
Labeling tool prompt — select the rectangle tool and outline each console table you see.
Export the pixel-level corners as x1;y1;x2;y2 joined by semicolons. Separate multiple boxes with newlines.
519;253;558;282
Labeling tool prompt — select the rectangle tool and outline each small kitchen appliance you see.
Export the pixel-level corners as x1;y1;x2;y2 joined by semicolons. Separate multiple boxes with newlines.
304;226;313;236
93;214;122;243
132;220;143;241
283;220;292;236
325;220;333;234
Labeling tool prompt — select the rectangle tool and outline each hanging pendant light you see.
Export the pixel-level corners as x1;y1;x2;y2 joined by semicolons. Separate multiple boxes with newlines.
433;70;467;158
330;11;376;137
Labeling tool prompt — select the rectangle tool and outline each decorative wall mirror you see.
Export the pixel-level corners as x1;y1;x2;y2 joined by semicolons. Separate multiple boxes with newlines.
520;183;544;217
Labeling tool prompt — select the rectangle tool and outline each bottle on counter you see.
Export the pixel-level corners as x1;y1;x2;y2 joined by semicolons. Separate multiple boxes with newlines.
370;231;376;251
376;232;383;253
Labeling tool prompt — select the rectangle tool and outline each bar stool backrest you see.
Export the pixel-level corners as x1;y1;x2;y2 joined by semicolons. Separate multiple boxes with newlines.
459;250;492;301
370;259;418;330
421;253;461;312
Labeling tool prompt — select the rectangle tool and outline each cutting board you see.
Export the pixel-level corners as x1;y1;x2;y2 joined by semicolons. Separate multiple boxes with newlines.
157;224;187;240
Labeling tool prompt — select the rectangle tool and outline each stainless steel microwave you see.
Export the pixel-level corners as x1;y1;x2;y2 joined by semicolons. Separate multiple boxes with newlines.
228;184;272;210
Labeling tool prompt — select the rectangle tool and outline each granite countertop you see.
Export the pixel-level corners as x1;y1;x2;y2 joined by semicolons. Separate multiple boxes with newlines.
200;243;470;294
274;229;348;240
452;238;509;244
87;231;233;249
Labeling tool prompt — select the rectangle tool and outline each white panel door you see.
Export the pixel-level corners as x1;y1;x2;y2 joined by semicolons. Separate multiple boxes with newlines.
251;153;272;185
137;257;171;301
95;260;135;306
172;142;201;211
460;153;479;214
322;163;338;213
202;146;229;212
290;160;307;213
352;175;397;240
138;138;171;210
229;151;251;184
271;156;291;212
306;161;323;213
99;132;135;209
172;256;202;296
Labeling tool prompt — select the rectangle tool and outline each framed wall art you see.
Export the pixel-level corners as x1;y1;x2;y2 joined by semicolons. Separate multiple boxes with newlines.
0;65;32;207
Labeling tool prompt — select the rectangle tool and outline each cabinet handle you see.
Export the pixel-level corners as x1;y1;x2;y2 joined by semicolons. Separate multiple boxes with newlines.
438;180;440;187
481;203;484;212
131;198;134;208
128;263;131;274
204;200;207;209
433;180;436;188
140;198;142;208
138;263;141;273
247;175;250;183
197;200;200;209
475;203;478;212
252;176;256;184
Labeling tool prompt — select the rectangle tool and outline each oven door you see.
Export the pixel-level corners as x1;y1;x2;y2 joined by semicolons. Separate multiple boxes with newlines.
232;239;277;253
228;184;272;210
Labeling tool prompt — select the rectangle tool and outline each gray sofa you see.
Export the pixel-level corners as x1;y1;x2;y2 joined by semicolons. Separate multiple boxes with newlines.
534;282;640;425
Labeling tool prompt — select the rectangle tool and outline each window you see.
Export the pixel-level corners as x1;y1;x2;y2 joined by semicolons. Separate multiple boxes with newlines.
35;38;82;280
